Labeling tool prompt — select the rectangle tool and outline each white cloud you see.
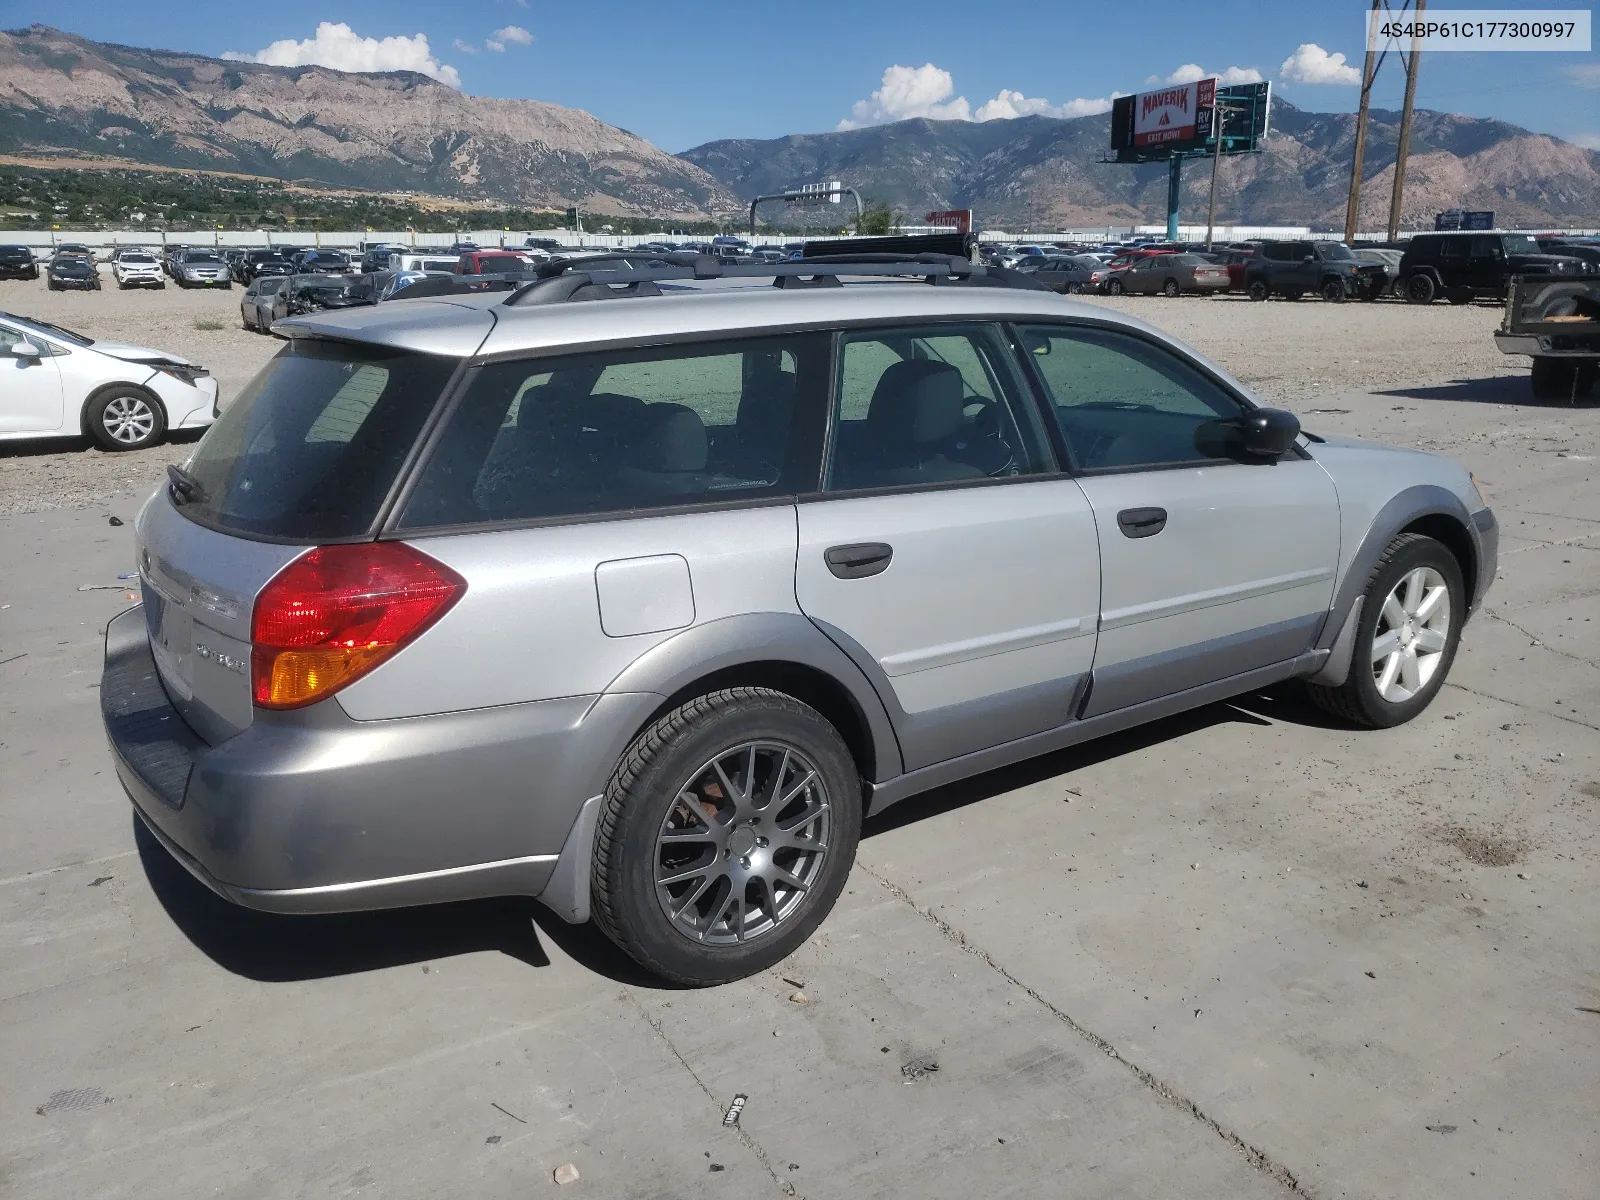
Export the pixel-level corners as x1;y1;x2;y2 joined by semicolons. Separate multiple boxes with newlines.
1147;63;1264;86
452;39;479;54
1279;43;1362;85
838;63;972;129
486;25;533;51
840;64;1127;129
223;22;461;87
1567;63;1600;87
1571;133;1600;150
973;88;1123;121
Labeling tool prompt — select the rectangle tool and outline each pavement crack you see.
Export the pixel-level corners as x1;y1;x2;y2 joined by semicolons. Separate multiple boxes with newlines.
1443;680;1600;730
1480;608;1600;669
624;989;799;1197
859;864;1309;1197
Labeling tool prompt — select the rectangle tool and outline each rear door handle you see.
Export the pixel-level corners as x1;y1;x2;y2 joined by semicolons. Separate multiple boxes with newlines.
1117;507;1167;538
824;542;894;579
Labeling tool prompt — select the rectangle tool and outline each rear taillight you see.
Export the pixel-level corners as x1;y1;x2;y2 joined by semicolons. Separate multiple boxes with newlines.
251;542;466;710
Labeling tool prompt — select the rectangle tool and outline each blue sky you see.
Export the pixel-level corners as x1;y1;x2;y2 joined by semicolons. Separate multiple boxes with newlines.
13;0;1600;151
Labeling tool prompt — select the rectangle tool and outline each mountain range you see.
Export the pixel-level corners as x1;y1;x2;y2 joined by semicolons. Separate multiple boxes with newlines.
4;24;1598;230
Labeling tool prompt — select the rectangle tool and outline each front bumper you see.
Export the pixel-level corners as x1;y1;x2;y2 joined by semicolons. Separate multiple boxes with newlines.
118;273;165;287
49;277;98;288
102;606;646;914
1472;507;1499;611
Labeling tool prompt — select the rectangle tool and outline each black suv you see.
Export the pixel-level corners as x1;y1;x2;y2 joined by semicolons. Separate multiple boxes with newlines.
1398;232;1590;305
1243;240;1364;302
0;245;39;280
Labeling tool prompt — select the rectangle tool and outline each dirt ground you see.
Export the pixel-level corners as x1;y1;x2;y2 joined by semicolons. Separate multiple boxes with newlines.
0;275;1535;516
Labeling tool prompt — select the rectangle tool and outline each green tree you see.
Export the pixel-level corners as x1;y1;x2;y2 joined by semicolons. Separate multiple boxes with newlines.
856;199;896;237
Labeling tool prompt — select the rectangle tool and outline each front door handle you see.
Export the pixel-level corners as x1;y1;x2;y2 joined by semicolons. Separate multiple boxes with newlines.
1117;507;1167;538
824;542;893;579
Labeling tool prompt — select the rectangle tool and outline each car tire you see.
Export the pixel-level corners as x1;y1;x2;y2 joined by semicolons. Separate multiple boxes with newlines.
1247;279;1270;302
591;687;863;987
1405;273;1436;304
241;310;255;331
1321;278;1346;302
1304;533;1465;729
1067;281;1083;294
1162;278;1180;297
1530;356;1581;399
1105;278;1125;295
85;387;166;452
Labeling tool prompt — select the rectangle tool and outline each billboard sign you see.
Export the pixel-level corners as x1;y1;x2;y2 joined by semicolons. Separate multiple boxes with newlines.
1134;78;1216;149
1110;79;1269;163
1436;209;1495;230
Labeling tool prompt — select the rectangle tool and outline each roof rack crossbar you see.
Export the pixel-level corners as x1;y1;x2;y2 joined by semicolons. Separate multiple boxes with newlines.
502;254;1047;305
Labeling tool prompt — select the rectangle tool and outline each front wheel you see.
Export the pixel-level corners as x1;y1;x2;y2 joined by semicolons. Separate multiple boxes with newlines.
1247;279;1270;302
1304;533;1464;728
591;688;862;986
86;387;166;451
1405;273;1436;304
1321;278;1346;302
1066;281;1083;294
1162;278;1180;297
1105;278;1125;295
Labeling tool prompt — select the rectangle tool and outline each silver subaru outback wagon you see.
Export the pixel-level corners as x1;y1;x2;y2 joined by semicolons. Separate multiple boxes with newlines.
102;256;1497;986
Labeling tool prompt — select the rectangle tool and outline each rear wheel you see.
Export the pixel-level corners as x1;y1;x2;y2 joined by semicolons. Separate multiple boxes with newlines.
1105;278;1125;295
1066;281;1083;294
591;688;862;986
1405;273;1436;304
86;387;166;452
1321;278;1346;302
1247;279;1270;302
1162;278;1180;297
1305;533;1463;728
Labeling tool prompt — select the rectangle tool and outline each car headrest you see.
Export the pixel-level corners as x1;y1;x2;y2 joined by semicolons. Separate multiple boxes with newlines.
866;359;965;446
627;403;707;472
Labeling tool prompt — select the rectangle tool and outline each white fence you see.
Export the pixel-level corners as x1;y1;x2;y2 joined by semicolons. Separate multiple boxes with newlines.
0;228;814;252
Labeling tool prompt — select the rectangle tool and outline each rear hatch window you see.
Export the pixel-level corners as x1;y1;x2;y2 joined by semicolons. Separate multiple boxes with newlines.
176;339;457;541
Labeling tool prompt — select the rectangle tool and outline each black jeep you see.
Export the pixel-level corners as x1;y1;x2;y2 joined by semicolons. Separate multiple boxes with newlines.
1398;232;1591;305
1243;240;1365;302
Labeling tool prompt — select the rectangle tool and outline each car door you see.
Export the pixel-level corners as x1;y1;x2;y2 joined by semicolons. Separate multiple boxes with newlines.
1468;236;1504;293
0;322;65;433
1016;322;1340;716
794;323;1101;772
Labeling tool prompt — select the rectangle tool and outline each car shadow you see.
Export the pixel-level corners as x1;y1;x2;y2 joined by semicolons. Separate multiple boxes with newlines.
135;815;682;988
863;697;1282;838
0;429;205;459
1376;375;1594;407
137;690;1346;987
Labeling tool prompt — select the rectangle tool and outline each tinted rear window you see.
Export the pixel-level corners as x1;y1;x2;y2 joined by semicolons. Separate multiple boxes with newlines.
399;334;828;530
176;340;456;541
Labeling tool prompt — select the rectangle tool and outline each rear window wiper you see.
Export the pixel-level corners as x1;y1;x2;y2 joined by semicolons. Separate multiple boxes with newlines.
166;463;207;505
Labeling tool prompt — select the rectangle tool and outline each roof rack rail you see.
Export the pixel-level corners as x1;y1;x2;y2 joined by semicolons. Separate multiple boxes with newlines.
501;253;1049;306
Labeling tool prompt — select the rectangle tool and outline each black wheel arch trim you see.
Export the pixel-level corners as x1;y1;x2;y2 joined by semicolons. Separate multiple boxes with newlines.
600;611;904;783
1311;485;1489;678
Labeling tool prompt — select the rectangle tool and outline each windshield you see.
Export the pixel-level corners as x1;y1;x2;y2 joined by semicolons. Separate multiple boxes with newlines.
2;312;94;346
298;277;352;293
121;254;156;264
1319;243;1355;260
177;340;457;540
1505;235;1541;255
249;251;286;262
183;251;223;263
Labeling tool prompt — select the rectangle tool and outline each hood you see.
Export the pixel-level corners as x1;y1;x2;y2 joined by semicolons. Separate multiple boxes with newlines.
91;340;196;367
1509;253;1590;274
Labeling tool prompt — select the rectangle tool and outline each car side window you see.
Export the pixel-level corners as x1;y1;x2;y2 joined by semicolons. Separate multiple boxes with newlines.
1016;324;1246;471
1437;238;1467;259
1469;236;1501;257
400;334;828;528
825;325;1051;492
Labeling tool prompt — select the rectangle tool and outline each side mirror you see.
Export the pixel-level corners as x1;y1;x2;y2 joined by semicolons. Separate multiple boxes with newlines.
1240;407;1301;458
9;340;42;359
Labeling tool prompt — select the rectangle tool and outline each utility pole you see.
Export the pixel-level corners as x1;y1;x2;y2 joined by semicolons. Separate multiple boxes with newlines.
1344;0;1383;243
1388;0;1424;241
1165;156;1183;243
1204;101;1229;250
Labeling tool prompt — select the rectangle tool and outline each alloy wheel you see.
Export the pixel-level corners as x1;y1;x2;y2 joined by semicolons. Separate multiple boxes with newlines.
1371;566;1452;703
654;740;831;946
101;395;156;445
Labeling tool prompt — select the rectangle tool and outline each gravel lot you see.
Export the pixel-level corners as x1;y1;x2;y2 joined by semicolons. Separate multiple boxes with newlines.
0;276;1535;517
1;272;1596;1198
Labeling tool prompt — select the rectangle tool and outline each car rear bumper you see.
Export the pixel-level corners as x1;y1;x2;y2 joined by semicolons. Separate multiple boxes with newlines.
101;606;648;914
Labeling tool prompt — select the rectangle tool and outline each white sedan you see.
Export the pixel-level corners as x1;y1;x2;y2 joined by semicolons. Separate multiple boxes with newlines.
0;312;217;450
